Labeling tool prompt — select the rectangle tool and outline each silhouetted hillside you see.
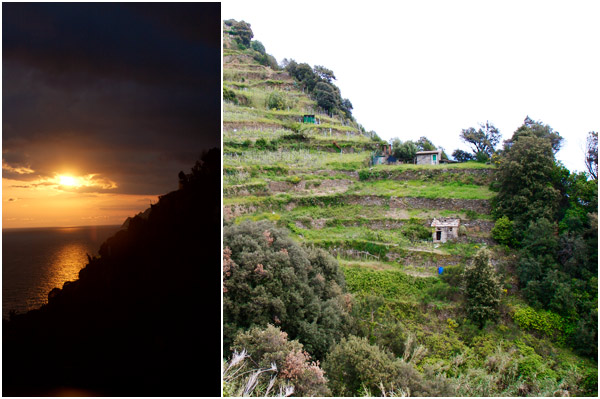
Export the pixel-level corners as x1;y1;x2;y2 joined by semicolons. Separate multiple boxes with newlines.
3;149;221;397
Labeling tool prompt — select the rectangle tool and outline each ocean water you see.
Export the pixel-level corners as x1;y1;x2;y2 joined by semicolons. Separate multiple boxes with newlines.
2;225;120;319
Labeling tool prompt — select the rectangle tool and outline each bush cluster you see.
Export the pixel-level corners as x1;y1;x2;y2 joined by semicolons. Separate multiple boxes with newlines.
223;221;353;359
324;336;454;397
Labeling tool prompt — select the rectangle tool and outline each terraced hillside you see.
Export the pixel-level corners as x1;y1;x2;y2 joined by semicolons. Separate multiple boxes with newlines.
223;21;597;397
224;39;495;277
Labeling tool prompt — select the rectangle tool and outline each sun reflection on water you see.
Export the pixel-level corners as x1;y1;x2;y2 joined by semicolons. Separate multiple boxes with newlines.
46;243;89;296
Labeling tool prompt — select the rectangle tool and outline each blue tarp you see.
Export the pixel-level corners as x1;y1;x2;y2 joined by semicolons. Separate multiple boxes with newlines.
438;266;444;275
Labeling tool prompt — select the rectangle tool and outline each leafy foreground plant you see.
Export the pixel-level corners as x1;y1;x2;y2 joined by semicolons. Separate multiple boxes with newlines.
223;325;330;397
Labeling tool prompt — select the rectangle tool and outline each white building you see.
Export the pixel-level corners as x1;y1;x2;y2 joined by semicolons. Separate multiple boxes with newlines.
431;218;460;243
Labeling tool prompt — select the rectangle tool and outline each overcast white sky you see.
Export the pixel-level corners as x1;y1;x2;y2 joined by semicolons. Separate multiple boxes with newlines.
224;0;599;173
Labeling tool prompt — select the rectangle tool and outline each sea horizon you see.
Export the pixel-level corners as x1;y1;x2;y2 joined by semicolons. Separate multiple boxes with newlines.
3;223;122;231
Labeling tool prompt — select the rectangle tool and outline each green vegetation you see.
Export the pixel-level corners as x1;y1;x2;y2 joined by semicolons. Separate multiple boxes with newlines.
457;121;501;161
491;216;516;246
348;179;494;199
224;325;330;397
343;267;439;300
222;21;597;396
365;160;494;170
223;221;352;359
224;149;370;170
463;249;502;328
492;118;598;360
324;335;453;397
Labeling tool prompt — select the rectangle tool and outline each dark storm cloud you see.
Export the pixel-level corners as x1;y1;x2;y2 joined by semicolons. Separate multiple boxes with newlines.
2;2;220;195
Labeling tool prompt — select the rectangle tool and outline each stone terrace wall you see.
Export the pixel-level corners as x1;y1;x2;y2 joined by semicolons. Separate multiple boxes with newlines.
389;197;491;214
359;168;494;185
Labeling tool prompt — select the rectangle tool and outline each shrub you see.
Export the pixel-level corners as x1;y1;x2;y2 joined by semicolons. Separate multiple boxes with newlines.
475;151;490;163
255;138;267;149
223;86;237;103
228;325;330;396
324;336;453;397
223;221;352;359
265;90;287;110
401;219;431;242
512;305;570;342
492;216;515;247
223;86;249;106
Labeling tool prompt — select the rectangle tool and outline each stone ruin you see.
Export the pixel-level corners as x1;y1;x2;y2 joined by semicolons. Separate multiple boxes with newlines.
431;218;460;243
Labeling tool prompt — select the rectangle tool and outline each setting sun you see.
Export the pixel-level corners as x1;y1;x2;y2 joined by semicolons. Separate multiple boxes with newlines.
58;175;78;186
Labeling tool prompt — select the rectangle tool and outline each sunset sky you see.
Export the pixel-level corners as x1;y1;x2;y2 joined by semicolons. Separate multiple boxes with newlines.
2;2;220;228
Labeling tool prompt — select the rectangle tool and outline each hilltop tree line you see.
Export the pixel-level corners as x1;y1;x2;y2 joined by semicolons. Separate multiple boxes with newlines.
281;59;354;119
224;19;355;121
224;19;278;69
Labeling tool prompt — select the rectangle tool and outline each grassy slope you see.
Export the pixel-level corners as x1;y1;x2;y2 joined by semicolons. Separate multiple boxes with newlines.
222;27;597;396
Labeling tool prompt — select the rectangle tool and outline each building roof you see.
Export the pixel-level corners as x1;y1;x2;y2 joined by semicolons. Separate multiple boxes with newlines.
416;150;441;155
431;218;460;227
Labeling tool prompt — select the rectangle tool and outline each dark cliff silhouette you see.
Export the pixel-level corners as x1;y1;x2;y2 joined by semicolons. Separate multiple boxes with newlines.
3;149;221;397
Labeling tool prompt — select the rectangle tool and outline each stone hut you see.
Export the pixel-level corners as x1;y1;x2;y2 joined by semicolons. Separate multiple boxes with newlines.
416;150;442;165
431;218;460;243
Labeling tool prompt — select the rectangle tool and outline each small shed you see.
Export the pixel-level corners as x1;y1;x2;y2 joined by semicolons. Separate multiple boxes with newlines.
302;114;315;124
431;218;460;243
416;150;442;165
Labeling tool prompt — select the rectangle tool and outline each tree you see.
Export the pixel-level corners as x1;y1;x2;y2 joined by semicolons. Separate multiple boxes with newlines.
570;309;598;359
292;63;317;92
452;149;475;162
223;221;352;359
462;249;502;328
251;40;265;54
231;20;253;48
391;139;417;162
313;65;336;83
313;81;338;113
340;98;353;118
416;136;436;151
460;121;501;158
491;135;561;238
585;131;598;180
518;218;559;286
505;116;564;154
282;58;298;76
